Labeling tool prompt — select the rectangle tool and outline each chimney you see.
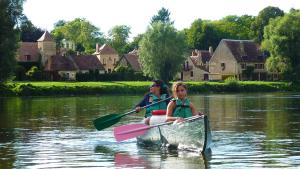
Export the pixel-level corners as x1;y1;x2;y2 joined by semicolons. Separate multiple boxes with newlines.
96;43;99;53
209;46;213;56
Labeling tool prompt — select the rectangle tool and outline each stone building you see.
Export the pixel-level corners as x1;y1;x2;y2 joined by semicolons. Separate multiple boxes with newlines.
116;49;141;71
37;31;56;66
209;39;267;80
94;44;119;73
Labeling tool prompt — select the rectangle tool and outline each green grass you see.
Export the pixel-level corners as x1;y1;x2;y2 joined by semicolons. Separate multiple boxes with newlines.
0;81;297;97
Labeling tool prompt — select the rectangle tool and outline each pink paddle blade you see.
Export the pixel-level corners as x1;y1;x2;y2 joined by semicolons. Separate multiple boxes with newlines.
114;123;150;142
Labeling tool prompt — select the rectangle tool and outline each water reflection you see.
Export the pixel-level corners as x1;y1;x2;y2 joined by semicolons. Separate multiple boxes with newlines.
0;93;300;168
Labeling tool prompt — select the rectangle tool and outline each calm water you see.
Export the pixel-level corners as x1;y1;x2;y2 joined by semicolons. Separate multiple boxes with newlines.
0;93;300;169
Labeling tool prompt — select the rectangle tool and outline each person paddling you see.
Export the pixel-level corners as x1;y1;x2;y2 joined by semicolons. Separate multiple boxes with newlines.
166;81;203;123
135;80;170;125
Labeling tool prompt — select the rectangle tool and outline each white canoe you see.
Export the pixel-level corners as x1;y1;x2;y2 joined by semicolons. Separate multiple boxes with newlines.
137;115;212;154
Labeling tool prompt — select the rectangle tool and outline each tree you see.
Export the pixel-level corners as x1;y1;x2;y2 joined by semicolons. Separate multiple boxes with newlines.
123;34;143;53
252;6;284;43
51;18;106;54
139;22;186;82
108;25;131;55
262;10;300;82
150;7;173;24
187;19;220;50
265;56;290;79
19;15;44;42
0;0;24;82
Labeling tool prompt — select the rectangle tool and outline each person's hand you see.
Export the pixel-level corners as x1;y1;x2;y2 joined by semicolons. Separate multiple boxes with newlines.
135;106;142;112
174;117;185;124
197;112;205;116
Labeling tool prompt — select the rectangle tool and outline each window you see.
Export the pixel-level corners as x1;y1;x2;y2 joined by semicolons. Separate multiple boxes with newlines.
108;69;111;73
114;58;116;65
190;71;194;77
255;63;264;69
25;55;31;61
103;59;106;65
241;63;246;69
221;63;225;71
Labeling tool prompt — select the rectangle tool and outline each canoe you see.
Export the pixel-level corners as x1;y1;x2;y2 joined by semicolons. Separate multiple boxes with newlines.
136;115;212;154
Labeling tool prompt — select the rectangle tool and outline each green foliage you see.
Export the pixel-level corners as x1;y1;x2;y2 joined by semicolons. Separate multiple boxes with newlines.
187;19;221;49
108;25;131;54
150;7;173;24
0;0;24;82
51;18;106;54
252;6;284;43
139;22;187;82
262;11;300;82
26;66;42;81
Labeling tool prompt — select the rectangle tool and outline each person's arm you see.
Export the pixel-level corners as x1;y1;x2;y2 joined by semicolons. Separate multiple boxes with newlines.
190;102;197;116
135;94;149;112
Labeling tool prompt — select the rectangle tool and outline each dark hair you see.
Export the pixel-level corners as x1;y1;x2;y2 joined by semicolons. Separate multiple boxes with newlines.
152;80;169;95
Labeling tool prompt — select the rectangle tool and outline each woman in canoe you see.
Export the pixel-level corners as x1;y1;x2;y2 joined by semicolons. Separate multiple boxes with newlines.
166;81;202;122
135;80;171;125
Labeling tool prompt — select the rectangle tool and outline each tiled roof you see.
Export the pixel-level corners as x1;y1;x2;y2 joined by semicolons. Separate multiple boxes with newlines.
124;52;141;71
17;42;39;62
37;31;53;42
223;39;265;62
71;55;105;70
44;55;77;71
99;44;118;55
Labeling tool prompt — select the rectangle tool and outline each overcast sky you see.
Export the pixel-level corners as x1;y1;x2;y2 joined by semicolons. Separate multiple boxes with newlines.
23;0;300;39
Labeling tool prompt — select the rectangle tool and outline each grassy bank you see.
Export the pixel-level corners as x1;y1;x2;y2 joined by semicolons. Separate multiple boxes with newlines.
0;81;298;96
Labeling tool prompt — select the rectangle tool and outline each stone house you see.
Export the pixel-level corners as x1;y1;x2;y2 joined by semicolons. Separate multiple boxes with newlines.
209;39;267;81
179;49;212;81
115;49;141;72
94;44;119;73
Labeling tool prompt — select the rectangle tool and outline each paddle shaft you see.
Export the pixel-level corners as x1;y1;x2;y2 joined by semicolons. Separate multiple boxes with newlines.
116;115;204;135
120;96;172;117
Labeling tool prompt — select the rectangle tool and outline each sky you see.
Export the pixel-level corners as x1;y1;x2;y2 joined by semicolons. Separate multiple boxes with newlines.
23;0;300;39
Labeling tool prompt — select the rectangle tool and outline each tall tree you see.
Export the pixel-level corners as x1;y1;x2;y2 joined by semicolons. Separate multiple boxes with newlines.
0;0;24;82
139;22;186;82
108;25;131;55
51;18;106;54
150;7;173;24
19;15;43;42
252;6;284;43
187;19;220;50
262;10;300;82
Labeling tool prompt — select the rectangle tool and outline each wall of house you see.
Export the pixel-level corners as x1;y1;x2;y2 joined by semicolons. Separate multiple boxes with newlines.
209;42;241;80
179;58;207;81
97;54;119;73
38;41;56;66
58;71;77;80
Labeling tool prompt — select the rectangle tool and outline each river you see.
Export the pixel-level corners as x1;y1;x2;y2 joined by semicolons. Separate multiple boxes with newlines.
0;93;300;168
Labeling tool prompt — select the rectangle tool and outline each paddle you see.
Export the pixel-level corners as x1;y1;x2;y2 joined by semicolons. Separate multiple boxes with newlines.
93;97;171;131
114;115;204;142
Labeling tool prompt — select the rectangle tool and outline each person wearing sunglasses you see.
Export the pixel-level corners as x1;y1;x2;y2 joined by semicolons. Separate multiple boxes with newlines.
135;80;170;124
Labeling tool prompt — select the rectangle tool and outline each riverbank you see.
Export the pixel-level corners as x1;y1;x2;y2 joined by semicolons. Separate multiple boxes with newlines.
0;81;298;97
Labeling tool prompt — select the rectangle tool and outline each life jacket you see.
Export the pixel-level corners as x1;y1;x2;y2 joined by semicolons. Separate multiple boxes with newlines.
145;93;168;118
172;98;193;118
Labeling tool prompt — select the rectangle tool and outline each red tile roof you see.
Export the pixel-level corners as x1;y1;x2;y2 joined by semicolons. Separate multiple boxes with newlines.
37;31;53;42
71;55;105;70
223;39;265;63
99;44;118;55
17;42;40;62
124;53;141;71
44;55;77;71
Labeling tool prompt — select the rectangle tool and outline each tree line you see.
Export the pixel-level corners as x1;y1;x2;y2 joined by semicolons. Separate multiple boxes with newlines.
1;1;300;83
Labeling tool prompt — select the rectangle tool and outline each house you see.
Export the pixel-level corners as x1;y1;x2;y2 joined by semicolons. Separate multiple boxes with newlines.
209;39;267;81
17;31;56;66
115;49;141;71
179;49;212;81
44;55;105;80
94;44;119;73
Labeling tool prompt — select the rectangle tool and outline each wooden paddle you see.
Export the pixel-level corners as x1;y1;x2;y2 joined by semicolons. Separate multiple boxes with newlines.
93;97;171;131
114;115;204;142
